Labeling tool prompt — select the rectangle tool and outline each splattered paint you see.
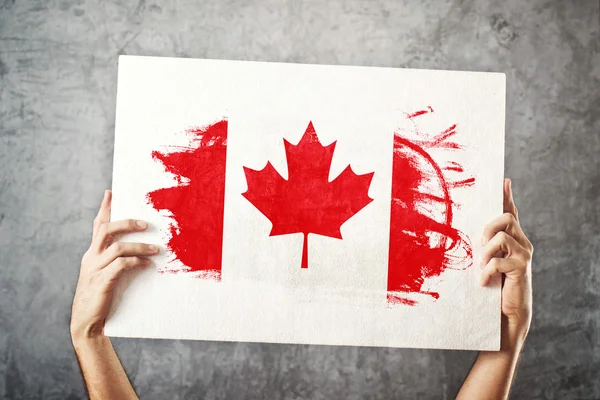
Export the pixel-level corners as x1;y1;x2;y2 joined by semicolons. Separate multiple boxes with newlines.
387;108;474;305
242;121;374;269
147;119;228;280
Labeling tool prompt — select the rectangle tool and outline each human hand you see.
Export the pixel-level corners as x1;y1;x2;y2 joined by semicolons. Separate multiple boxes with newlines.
480;178;533;350
70;190;159;342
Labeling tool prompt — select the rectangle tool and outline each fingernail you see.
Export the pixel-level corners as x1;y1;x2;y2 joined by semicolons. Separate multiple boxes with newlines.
481;236;486;246
136;220;148;229
148;244;159;252
141;258;151;266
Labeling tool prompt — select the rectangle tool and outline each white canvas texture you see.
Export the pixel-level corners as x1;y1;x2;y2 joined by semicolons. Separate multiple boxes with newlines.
106;55;505;350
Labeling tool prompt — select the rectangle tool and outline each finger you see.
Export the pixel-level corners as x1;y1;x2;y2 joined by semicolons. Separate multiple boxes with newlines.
480;257;522;286
99;242;160;268
481;231;529;267
93;190;112;238
92;219;149;251
482;212;529;249
103;256;151;287
503;178;519;221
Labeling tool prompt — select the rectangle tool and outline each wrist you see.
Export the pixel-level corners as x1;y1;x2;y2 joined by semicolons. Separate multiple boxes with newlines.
70;321;106;346
501;315;530;354
71;331;110;353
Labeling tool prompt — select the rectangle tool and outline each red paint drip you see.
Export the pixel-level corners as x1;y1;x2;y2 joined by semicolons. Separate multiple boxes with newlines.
387;293;417;306
430;124;457;147
412;124;463;150
388;114;473;305
147;119;228;279
435;141;462;150
450;177;476;188
407;106;434;119
443;161;464;172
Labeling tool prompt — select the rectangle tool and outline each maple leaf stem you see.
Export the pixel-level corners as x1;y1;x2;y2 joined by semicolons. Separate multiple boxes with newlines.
301;232;308;269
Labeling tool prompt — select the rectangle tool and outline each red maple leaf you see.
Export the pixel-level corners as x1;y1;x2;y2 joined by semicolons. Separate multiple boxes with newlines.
242;121;374;269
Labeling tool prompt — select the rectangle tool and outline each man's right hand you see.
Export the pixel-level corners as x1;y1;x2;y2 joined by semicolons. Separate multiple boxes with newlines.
70;189;159;341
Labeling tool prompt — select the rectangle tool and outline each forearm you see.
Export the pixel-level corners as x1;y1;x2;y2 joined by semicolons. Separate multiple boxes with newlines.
459;179;533;399
457;322;528;400
72;334;138;400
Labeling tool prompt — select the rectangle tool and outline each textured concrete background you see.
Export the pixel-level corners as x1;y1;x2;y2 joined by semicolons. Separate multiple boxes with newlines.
1;0;599;399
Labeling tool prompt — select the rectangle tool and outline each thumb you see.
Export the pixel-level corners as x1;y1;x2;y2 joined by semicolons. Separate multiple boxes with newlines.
503;178;519;221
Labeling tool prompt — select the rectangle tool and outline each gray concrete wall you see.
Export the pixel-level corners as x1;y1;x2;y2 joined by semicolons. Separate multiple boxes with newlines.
1;0;598;399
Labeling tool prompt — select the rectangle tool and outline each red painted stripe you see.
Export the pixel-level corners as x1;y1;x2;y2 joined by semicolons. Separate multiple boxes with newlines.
387;132;473;305
147;119;228;279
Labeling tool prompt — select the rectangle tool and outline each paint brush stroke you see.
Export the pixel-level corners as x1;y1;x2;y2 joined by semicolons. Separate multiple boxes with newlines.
388;109;474;305
147;119;228;280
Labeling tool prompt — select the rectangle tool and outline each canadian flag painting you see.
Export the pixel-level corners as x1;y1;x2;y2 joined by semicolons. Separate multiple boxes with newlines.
106;56;505;350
